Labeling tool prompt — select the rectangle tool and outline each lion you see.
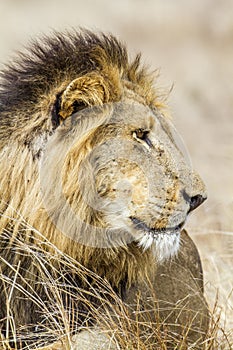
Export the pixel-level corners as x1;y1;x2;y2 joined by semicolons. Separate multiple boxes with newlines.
0;30;209;349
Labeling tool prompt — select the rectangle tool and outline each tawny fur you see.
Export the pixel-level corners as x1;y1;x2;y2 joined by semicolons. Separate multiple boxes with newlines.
0;30;209;348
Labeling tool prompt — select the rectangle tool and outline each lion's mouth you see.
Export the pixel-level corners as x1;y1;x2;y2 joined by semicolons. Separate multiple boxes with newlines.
130;216;185;236
130;216;183;260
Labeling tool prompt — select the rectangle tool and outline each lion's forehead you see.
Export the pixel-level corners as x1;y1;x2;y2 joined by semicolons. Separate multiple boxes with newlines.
110;99;154;126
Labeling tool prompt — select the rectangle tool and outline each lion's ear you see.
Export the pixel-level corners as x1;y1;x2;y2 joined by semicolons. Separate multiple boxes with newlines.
52;72;110;127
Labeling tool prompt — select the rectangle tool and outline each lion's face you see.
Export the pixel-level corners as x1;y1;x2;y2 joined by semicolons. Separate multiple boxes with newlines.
41;94;206;261
90;99;206;260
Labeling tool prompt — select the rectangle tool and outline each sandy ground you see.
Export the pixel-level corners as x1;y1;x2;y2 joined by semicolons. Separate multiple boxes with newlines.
0;0;232;336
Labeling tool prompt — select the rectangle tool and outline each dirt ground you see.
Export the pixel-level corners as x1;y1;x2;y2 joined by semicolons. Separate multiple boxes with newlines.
0;0;232;336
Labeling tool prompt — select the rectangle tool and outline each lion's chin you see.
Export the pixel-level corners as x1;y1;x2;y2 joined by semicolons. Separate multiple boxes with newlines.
130;217;182;262
137;230;180;262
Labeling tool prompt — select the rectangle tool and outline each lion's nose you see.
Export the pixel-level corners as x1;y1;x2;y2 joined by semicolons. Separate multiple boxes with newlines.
189;194;206;213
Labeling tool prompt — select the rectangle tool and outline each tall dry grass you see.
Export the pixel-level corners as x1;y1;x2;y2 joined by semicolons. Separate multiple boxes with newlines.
0;217;232;349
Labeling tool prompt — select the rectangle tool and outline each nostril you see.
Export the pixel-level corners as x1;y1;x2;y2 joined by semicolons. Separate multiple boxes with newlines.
189;194;206;212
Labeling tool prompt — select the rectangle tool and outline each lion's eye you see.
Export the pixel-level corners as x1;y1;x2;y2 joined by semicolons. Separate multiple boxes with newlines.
133;129;152;148
136;129;146;139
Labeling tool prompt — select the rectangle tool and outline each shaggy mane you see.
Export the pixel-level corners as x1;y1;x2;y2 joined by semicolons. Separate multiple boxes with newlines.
0;30;159;147
0;30;155;112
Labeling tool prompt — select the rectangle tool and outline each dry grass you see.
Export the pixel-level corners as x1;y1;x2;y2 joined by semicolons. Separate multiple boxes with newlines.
0;219;232;349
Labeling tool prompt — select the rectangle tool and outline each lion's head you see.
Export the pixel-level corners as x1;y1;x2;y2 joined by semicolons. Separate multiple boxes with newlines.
0;30;206;283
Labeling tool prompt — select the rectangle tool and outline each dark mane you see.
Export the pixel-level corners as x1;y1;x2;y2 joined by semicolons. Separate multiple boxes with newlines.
0;30;141;114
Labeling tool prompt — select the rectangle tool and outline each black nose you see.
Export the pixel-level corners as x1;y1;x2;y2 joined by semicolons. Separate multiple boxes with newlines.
189;194;206;213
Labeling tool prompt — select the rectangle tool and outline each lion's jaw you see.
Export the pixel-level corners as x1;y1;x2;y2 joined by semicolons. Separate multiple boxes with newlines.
99;193;183;262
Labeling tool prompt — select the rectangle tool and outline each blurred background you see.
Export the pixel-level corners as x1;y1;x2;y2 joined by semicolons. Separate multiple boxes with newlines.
0;0;232;333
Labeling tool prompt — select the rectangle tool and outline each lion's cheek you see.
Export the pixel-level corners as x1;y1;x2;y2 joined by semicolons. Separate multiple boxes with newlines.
96;164;148;203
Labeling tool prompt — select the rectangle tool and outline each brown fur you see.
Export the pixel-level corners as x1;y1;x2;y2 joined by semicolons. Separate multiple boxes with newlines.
0;30;209;348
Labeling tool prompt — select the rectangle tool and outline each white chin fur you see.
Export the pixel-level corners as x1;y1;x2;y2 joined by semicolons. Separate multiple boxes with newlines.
137;231;180;262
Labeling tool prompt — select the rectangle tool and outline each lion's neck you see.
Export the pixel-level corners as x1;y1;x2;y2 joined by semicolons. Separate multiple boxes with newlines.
71;243;156;291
